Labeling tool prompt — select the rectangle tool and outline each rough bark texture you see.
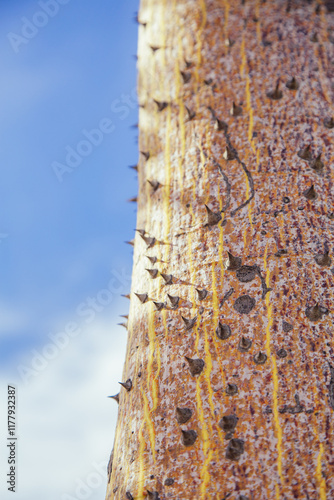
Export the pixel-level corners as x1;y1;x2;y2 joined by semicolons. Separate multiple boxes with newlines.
106;1;334;499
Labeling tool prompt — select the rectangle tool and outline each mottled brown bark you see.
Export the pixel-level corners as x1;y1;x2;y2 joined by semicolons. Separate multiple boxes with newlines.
106;1;334;499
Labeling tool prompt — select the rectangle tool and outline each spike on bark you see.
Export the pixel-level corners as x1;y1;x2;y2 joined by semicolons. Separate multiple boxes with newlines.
108;393;120;404
167;294;179;308
266;80;283;100
185;356;204;376
160;273;173;284
135;293;148;303
297;144;312;161
205;205;222;225
181;315;197;330
181;429;197;446
230;102;242;116
119;379;132;392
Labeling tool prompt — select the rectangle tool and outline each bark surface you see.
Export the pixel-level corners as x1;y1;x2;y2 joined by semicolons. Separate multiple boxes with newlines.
106;1;334;499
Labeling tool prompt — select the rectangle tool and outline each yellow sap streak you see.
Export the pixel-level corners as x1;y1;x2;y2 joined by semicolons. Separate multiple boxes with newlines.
163;106;172;253
240;35;246;78
224;0;230;39
142;390;156;462
137;419;146;495
277;213;285;245
194;0;207;91
316;444;327;500
211;262;226;386
264;245;283;491
198;124;209;202
187;224;199;350
240;38;255;231
175;31;185;189
196;379;212;498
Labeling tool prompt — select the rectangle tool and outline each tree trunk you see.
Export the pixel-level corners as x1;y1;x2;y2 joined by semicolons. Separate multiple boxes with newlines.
106;1;334;499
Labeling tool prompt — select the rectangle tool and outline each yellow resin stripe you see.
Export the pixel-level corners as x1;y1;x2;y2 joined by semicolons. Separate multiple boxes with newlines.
316;443;327;500
264;244;283;497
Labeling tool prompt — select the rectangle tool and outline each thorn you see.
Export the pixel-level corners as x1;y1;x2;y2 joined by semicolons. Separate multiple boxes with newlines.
323;117;334;129
146;492;161;500
160;272;173;284
146;255;158;265
126;492;134;500
204;77;213;85
180;71;191;83
230;102;242;117
125;240;134;246
238;336;252;352
266;80;283;100
205;204;222;225
139;233;156;248
305;303;327;322
147;179;162;192
303;185;317;200
140;151;150;161
150;45;161;52
176;407;193;424
134;12;147;27
253;351;268;364
226;383;238;395
181;429;197;446
314;251;331;267
167;294;179;308
119;378;132;391
225;37;235;47
215;118;228;132
185;106;196;120
121;294;130;299
127;197;137;202
196;288;208;300
146;268;159;279
153;301;165;311
185;356;204;376
207;105;217;119
223;252;242;270
185;59;193;68
218;414;239;433
223;146;236;160
286;77;299;90
136;228;146;236
108;393;119;403
297;144;312;161
225;438;245;461
277;348;287;358
117;322;128;329
216;322;232;340
153;100;168;112
310;154;324;172
129;164;138;171
120;314;128;319
135;293;148;303
181;316;197;330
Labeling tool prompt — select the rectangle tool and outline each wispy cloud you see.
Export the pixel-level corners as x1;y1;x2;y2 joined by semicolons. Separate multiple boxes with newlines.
0;319;126;500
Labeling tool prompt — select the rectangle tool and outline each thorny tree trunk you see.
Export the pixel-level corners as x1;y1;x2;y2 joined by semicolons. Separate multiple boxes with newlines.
106;1;334;499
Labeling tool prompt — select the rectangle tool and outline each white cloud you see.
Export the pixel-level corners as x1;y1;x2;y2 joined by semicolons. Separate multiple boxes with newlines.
0;318;127;500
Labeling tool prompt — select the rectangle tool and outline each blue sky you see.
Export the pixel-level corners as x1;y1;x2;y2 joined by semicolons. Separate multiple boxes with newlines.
0;1;138;498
